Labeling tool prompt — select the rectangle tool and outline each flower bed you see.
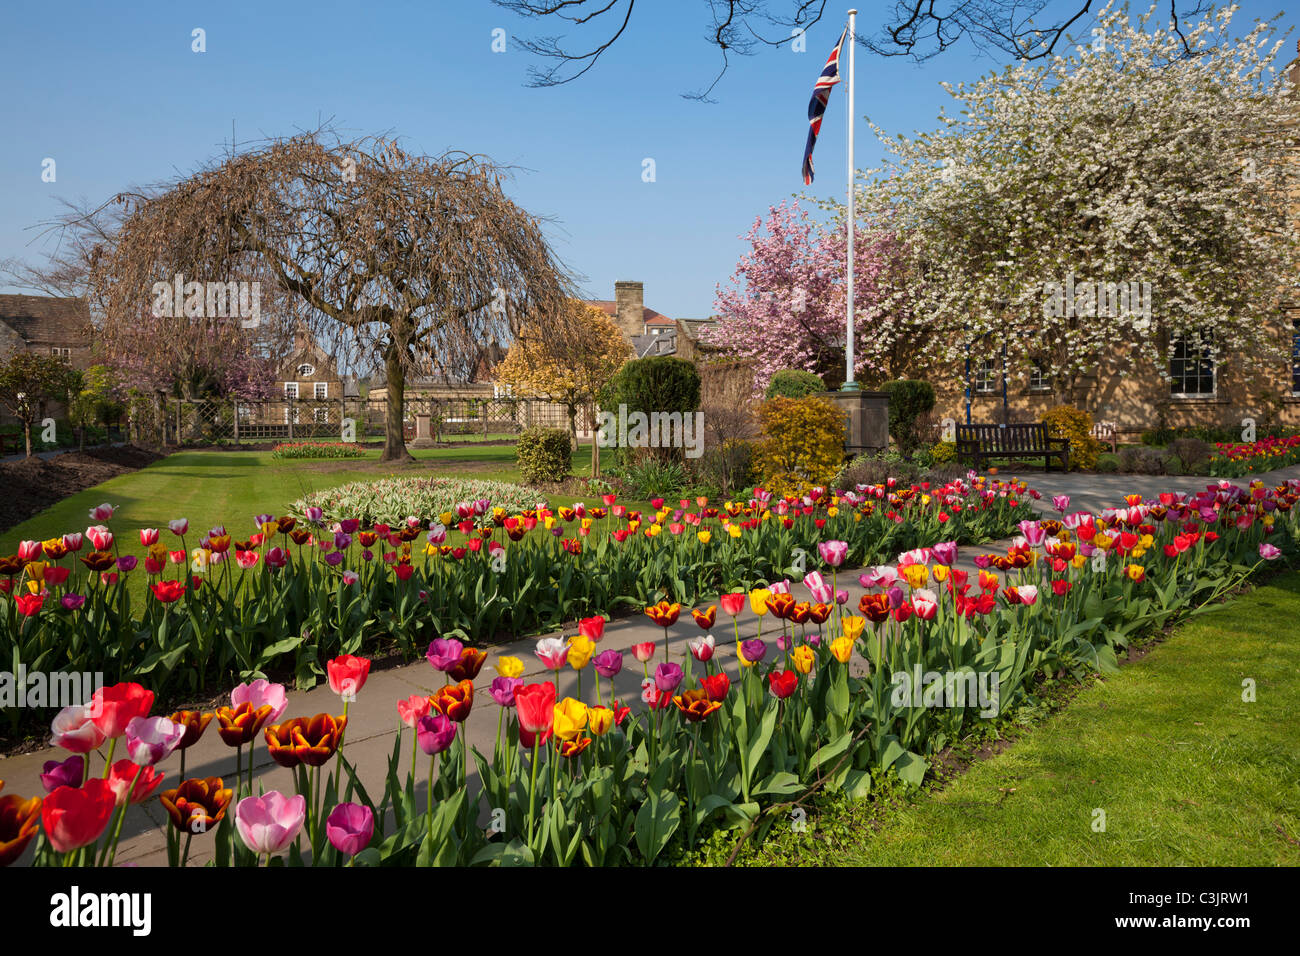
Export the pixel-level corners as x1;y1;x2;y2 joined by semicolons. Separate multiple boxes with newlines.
270;442;364;460
2;477;1032;730
292;476;541;526
1209;435;1300;478
5;478;1297;867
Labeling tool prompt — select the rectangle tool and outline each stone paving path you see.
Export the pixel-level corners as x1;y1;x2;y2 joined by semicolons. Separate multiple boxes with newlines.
3;461;1298;865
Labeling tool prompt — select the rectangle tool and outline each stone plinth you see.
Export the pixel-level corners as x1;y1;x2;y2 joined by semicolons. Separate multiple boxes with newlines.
820;390;890;457
409;413;436;448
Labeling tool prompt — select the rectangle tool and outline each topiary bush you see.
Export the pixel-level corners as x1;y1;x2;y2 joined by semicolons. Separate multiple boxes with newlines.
516;426;573;484
764;369;826;400
1040;405;1101;471
880;380;936;457
599;356;701;465
754;395;846;496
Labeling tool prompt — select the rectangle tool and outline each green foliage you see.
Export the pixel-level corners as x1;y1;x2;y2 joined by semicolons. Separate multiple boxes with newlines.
694;439;755;497
1040;405;1100;471
624;456;687;498
764;369;825;400
880;380;936;456
271;442;364;460
930;440;957;463
755;396;846;496
515;426;573;484
600;356;701;415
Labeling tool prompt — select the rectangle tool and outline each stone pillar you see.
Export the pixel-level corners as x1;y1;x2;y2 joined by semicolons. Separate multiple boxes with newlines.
410;412;436;448
614;280;644;340
820;390;890;458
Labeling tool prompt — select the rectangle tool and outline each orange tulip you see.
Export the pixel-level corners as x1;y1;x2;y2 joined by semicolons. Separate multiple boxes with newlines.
159;777;233;833
430;680;475;722
643;601;681;628
264;713;348;768
690;606;717;629
214;702;274;746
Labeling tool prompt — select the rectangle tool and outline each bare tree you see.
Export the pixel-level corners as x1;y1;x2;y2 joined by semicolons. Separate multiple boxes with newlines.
70;130;572;461
495;0;1213;99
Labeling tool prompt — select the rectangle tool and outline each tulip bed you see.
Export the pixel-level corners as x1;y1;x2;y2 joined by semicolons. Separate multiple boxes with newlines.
3;479;1297;867
1208;434;1300;478
0;476;1033;733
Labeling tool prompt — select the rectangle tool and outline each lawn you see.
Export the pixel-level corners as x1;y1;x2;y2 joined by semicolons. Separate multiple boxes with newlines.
1;443;648;598
725;571;1300;866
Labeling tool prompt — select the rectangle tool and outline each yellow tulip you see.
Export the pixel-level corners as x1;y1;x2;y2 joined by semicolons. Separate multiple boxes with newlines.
1071;554;1087;570
830;636;854;664
792;645;815;675
697;531;712;544
827;506;838;517
544;516;556;531
439;511;454;526
749;588;772;616
728;524;742;539
587;706;614;737
568;635;594;670
553;697;588;741
840;615;866;641
629;520;641;533
495;655;524;679
191;548;211;573
931;565;949;583
260;521;278;539
646;524;662;538
901;563;929;588
25;561;47;583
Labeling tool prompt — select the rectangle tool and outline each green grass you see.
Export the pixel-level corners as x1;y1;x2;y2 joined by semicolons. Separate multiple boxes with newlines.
732;572;1300;866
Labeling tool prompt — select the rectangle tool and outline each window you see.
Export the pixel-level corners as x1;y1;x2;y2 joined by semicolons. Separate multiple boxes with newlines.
296;363;315;377
1292;318;1299;395
314;382;328;399
284;406;300;425
1028;360;1051;392
283;382;299;400
974;358;999;394
313;407;329;423
1169;331;1215;396
49;347;71;360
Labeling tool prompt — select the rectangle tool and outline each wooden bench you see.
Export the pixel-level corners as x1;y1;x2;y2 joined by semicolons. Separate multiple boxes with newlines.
955;423;1070;471
1091;420;1118;453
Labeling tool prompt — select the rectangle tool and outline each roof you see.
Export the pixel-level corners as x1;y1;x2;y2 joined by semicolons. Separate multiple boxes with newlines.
0;294;91;344
584;299;674;326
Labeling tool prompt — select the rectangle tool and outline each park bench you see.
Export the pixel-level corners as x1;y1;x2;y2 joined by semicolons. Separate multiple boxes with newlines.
1091;420;1118;453
955;422;1070;471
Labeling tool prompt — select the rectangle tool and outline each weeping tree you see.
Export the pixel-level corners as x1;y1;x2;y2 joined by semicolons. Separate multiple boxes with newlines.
82;131;573;461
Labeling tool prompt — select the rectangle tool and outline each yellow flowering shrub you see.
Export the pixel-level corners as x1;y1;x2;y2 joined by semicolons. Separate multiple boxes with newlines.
754;396;846;497
1040;405;1101;471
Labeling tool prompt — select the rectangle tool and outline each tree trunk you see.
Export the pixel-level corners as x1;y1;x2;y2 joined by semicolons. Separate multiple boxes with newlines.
24;420;32;458
567;402;578;451
590;402;600;477
382;348;415;463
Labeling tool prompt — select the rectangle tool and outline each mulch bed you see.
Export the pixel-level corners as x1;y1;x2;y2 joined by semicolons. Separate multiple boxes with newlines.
0;445;164;536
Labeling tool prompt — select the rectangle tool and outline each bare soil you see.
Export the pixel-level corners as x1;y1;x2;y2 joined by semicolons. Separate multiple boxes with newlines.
0;445;164;535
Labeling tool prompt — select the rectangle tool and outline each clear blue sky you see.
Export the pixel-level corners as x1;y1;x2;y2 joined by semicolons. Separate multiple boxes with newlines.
1;1;1295;319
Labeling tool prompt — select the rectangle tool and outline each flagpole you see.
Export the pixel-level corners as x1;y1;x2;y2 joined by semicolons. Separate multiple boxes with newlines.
843;9;858;392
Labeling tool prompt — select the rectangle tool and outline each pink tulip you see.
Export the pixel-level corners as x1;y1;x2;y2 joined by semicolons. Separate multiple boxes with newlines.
397;694;432;729
1259;542;1281;560
18;540;41;561
231;679;288;722
235;791;307;857
88;503;115;522
61;532;84;552
912;589;938;620
86;526;113;551
816;540;848;567
688;635;715;662
802;570;833;604
1017;585;1039;606
631;641;655;663
124;716;184;765
326;802;374;857
51;704;108;753
139;528;160;547
169;518;189;535
534;637;569;671
930;541;958;567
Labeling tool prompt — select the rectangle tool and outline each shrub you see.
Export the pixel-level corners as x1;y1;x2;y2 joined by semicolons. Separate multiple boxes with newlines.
271;442;364;460
1167;437;1212;473
516;426;572;484
600;356;701;465
1119;446;1169;475
930;440;957;463
764;370;825;400
754;395;846;496
1096;453;1120;473
880;380;936;457
624;455;687;498
695;438;756;497
1040;405;1101;471
833;450;921;490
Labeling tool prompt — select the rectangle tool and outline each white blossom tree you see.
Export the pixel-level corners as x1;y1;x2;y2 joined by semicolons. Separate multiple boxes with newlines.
855;1;1300;400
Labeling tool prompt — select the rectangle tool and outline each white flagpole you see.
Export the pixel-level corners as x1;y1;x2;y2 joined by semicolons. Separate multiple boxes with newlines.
844;9;858;391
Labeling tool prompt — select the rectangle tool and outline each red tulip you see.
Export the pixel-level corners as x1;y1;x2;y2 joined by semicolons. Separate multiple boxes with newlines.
719;592;746;617
690;606;717;629
768;670;799;700
14;593;43;617
105;760;166;806
150;579;187;603
514;682;556;735
326;654;371;701
41;780;116;853
578;616;606;643
700;672;731;702
89;683;155;739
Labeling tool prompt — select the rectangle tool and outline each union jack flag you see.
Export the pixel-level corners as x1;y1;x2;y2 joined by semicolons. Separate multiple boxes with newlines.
801;26;848;185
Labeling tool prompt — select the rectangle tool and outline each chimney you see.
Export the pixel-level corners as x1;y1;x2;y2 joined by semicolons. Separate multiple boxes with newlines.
614;281;644;340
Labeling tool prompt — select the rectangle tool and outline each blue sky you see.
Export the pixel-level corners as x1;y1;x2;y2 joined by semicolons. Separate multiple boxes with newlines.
1;0;1295;319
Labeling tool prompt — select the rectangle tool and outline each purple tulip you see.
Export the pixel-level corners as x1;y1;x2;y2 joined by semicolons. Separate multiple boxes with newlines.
124;715;184;766
490;676;523;707
334;531;352;550
40;754;84;792
324;551;344;566
835;589;849;605
593;649;624;678
416;713;457;755
339;519;360;534
116;555;138;572
886;585;905;609
740;639;767;664
425;638;465;672
1259;542;1281;560
654;662;683;693
325;802;375;857
61;593;86;611
255;513;275;528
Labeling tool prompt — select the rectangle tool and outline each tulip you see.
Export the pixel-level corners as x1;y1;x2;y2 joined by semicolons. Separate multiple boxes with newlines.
817;539;848;567
425;638;465;672
643;600;681;627
124;716;184;766
578;616;606;643
791;645;815;674
631;641;655;663
719;592;746;617
654;662;684;693
88;503;115;522
691;605;717;629
139;528;160;547
1259;542;1281;560
231;679;288;723
18;540;41;561
553;697;588;741
768;670;799;700
739;639;767;665
490;676;523;707
397;694;432;729
494;655;524;679
105;760;165;806
265;714;348;767
42;779;116;853
930;541;958;567
89;683;155;740
700;672;731;701
912;589;939;620
830;636;854;664
673;688;723;722
514;682;557;735
326;802;374;858
50;705;107;754
802;570;833;604
534;637;570;671
688;634;716;662
567;635;594;671
150;579;187;602
235;791;306;859
40;755;85;793
14;593;43;617
587;706;614;736
0;794;43;866
327;654;371;702
86;526;113;551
